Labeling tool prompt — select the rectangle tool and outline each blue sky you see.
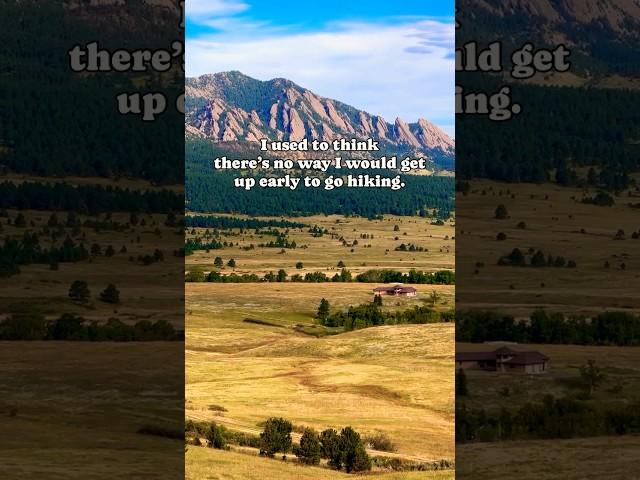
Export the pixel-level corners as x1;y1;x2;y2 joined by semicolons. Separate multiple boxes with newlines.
186;0;455;136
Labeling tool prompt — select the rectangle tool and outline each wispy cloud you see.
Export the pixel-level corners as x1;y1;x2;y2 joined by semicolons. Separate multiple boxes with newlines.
185;7;454;136
186;0;249;21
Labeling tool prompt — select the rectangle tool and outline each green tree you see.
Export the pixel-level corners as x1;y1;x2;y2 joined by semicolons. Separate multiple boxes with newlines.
69;280;90;304
295;262;304;269
99;284;120;304
277;269;287;282
317;298;330;320
205;423;227;449
297;428;321;465
227;258;236;268
495;204;508;219
259;417;292;457
373;294;383;307
214;256;223;268
339;427;371;473
320;428;342;470
580;359;605;396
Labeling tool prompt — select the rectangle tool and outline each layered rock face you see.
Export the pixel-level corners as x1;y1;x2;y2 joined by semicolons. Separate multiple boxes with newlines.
185;72;454;168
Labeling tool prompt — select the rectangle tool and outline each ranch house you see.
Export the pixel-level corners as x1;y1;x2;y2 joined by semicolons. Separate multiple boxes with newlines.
373;285;417;297
456;346;549;374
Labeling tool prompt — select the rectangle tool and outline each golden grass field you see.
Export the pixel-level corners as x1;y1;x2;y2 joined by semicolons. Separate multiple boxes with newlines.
457;435;640;480
186;212;456;479
186;284;454;461
0;342;183;479
187;447;455;480
457;180;640;317
185;213;454;277
0;176;184;477
0;209;183;326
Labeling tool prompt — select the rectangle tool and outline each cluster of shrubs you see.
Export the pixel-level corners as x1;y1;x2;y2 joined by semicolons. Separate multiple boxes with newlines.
457;395;640;442
187;418;372;474
259;234;299;249
0;314;180;341
318;300;453;331
184;237;224;255
0;234;90;278
371;456;454;472
498;248;577;268
457;310;640;346
394;243;426;252
581;191;615;206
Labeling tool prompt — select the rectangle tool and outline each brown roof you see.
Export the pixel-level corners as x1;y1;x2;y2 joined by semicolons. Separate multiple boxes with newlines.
373;285;417;293
456;348;549;365
505;351;549;365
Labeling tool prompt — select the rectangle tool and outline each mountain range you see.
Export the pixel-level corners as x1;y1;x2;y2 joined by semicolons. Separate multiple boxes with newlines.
185;72;455;170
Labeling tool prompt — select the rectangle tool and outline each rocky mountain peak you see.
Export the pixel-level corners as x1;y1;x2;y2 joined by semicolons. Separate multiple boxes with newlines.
185;72;455;169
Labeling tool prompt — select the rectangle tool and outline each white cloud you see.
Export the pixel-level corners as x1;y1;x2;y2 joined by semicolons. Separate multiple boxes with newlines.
186;0;249;20
186;20;454;130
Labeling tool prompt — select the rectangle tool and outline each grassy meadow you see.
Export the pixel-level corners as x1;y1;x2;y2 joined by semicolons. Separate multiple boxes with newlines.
186;214;455;477
0;342;183;479
185;213;454;277
187;447;455;480
457;180;640;318
0;176;184;476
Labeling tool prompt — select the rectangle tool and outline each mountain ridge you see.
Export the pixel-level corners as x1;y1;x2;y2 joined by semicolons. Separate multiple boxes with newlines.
185;71;455;170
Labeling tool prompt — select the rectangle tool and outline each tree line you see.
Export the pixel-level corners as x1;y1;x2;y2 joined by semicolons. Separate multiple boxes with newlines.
457;73;640;189
457;310;640;346
185;268;455;285
318;299;454;331
185;215;305;230
186;138;454;217
0;181;182;215
0;314;181;341
457;394;640;443
0;234;90;277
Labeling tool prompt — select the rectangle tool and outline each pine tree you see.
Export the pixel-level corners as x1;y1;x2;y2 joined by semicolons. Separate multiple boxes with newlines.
69;280;90;304
317;298;330;319
100;284;120;304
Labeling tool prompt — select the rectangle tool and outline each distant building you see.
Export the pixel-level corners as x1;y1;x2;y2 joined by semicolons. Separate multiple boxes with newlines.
373;285;417;297
456;346;549;374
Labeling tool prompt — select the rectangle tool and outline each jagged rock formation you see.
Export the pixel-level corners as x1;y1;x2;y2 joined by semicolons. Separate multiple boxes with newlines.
185;71;455;169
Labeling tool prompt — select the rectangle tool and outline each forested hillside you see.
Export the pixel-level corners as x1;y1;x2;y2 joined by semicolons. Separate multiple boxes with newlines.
186;138;455;217
457;74;640;188
0;0;182;184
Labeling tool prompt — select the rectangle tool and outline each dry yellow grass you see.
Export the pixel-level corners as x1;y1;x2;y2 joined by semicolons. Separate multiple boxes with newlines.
185;213;454;276
187;445;455;480
0;209;183;326
0;342;183;479
457;180;640;317
457;435;640;480
186;282;455;472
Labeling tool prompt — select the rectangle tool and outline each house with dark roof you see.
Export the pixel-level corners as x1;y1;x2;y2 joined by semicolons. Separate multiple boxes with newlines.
456;346;549;374
372;285;417;297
